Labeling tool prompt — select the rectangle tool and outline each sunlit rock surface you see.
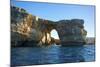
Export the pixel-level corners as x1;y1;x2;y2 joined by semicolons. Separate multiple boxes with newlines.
11;6;87;47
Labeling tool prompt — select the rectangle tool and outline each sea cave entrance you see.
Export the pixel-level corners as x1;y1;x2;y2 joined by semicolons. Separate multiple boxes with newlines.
50;29;61;45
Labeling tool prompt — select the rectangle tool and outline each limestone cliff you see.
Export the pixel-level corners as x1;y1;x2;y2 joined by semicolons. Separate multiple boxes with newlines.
55;19;87;45
11;6;87;47
11;6;43;47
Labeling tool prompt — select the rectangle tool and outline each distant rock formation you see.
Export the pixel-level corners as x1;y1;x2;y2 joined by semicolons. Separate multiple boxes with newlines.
11;6;87;47
86;37;95;45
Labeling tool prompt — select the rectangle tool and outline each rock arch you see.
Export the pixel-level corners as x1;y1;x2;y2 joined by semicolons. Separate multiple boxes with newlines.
11;6;87;47
37;19;87;46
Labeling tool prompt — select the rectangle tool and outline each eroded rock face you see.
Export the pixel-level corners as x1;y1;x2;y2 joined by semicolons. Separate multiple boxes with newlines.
11;6;43;47
11;6;87;47
55;19;87;45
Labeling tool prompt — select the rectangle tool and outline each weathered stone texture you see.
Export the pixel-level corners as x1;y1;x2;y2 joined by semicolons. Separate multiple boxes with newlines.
11;6;87;47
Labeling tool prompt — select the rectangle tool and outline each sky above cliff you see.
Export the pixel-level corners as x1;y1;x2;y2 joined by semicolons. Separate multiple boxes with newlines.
11;0;95;37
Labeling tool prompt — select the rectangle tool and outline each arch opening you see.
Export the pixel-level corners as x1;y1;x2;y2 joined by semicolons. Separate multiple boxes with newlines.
50;29;61;45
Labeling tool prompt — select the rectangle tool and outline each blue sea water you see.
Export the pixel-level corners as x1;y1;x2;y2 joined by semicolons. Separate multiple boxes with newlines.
11;45;95;66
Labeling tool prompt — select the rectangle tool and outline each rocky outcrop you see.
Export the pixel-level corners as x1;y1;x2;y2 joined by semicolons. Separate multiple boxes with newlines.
11;6;87;47
86;37;95;45
11;6;43;47
55;19;87;46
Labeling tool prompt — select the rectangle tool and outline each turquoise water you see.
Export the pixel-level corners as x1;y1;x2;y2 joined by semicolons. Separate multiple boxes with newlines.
11;45;95;66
